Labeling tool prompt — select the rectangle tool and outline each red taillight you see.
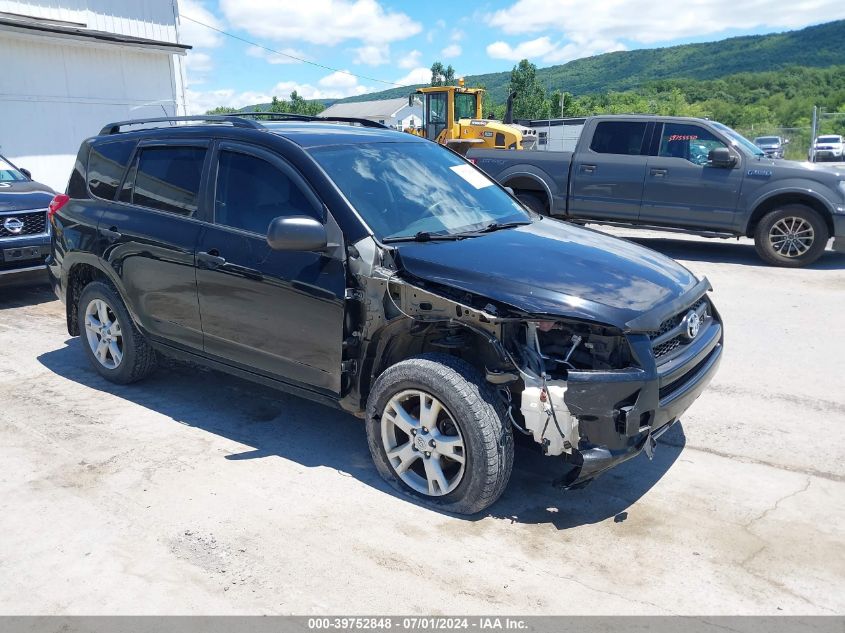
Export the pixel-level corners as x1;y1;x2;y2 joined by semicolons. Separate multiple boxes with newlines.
48;194;69;219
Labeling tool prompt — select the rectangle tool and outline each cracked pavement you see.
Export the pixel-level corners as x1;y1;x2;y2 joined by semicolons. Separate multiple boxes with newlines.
0;230;843;615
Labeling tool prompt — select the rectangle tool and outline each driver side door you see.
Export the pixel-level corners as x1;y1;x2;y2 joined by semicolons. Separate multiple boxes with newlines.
195;141;347;395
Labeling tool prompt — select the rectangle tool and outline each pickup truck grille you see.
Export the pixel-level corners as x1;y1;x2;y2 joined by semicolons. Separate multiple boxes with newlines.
648;298;709;361
0;210;47;238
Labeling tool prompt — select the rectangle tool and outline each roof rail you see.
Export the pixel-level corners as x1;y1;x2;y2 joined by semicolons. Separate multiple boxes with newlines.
99;115;263;136
229;111;388;129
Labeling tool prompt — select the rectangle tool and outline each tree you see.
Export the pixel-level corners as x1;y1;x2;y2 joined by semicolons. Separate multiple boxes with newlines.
205;106;238;115
430;61;445;86
266;92;325;116
508;59;550;120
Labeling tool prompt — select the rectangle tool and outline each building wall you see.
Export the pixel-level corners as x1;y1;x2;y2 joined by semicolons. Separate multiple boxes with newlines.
0;1;185;191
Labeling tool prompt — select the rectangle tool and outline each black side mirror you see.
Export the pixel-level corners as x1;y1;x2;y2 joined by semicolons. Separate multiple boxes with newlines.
267;216;327;252
708;147;736;168
20;168;32;179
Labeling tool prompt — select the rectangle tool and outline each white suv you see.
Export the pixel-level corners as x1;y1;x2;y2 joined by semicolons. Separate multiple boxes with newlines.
811;135;844;162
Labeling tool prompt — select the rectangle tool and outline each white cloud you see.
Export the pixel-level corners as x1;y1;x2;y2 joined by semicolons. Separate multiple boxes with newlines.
245;45;307;65
450;29;464;42
487;34;626;64
487;36;556;61
395;67;430;86
441;43;461;58
487;0;845;44
178;0;224;48
353;44;390;66
185;88;272;114
185;51;213;73
398;49;422;69
318;70;360;89
273;70;372;100
220;0;421;45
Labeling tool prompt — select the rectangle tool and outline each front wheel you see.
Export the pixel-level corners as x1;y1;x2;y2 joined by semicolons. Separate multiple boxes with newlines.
365;353;513;515
753;205;828;267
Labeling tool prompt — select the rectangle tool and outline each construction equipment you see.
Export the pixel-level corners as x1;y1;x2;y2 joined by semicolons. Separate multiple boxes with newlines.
405;79;536;154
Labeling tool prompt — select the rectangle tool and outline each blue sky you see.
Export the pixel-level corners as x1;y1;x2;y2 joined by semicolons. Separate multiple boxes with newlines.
179;0;845;113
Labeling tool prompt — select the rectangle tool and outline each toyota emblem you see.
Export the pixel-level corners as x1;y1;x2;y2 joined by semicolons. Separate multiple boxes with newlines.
685;310;701;340
2;217;24;234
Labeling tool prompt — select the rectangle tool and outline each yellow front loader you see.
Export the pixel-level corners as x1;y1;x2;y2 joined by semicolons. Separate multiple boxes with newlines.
404;80;536;154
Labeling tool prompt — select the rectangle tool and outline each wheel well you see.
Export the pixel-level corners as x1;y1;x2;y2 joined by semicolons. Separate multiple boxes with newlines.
66;263;107;336
502;175;551;213
747;194;833;238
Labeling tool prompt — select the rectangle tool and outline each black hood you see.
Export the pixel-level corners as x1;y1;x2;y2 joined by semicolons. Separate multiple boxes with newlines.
393;219;699;328
0;180;55;213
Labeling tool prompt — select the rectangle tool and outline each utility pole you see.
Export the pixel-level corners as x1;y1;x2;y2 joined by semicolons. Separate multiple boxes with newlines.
811;106;818;162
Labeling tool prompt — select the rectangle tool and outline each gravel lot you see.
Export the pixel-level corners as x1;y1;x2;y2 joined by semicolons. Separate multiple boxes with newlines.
1;229;843;615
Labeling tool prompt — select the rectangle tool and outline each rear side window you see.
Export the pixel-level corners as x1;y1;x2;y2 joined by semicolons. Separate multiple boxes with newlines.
214;150;318;234
589;121;648;155
87;140;136;200
122;146;206;216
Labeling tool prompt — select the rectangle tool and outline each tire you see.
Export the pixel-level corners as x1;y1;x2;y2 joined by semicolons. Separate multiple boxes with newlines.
365;353;514;515
516;192;547;215
77;280;157;384
753;204;829;268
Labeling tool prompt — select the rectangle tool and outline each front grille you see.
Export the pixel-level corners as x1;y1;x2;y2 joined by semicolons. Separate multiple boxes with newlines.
648;297;708;361
658;348;717;400
0;210;47;238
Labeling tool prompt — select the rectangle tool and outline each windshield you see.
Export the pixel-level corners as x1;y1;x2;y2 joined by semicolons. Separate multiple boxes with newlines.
755;137;779;144
454;92;478;120
309;141;530;240
817;136;842;143
0;156;27;182
711;122;764;157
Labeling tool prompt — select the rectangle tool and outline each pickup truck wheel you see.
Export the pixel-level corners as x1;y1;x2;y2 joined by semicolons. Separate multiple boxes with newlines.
78;281;157;384
366;353;514;515
753;205;828;267
516;192;547;215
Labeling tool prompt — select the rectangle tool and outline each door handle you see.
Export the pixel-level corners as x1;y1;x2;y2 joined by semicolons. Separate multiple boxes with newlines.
580;164;597;174
650;168;668;177
101;226;122;241
197;250;226;267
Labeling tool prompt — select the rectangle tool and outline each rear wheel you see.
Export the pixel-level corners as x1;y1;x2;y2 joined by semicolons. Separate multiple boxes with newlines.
365;353;513;515
516;192;547;215
753;205;828;267
78;281;157;384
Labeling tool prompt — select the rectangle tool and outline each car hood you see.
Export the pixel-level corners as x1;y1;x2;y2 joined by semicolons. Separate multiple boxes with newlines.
0;180;55;212
393;219;699;328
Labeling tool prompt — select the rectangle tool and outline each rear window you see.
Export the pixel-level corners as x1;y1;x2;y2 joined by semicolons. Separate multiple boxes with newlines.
121;146;206;216
589;121;648;155
87;140;136;200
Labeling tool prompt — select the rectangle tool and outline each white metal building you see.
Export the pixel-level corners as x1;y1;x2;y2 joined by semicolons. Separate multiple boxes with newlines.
518;118;587;152
0;1;190;191
320;97;422;130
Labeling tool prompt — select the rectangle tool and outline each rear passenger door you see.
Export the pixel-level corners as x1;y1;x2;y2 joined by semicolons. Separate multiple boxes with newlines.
98;141;208;352
195;142;346;396
568;120;651;221
640;122;743;229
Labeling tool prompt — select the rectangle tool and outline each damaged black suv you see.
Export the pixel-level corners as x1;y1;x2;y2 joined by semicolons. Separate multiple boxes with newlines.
49;113;723;514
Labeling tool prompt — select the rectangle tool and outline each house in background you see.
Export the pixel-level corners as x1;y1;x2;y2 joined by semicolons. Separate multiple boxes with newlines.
320;97;422;130
0;0;190;191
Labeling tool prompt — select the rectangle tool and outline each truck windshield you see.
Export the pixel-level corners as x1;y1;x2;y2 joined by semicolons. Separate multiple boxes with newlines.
755;137;779;144
309;141;530;240
711;122;765;157
817;136;842;143
0;156;27;182
454;93;477;120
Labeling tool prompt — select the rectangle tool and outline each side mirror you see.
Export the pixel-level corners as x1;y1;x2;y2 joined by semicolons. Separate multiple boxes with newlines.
504;186;515;195
267;216;327;252
783;139;790;145
20;168;32;179
708;147;736;168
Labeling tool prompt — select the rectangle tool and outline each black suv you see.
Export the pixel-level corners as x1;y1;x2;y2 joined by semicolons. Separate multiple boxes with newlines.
0;154;54;286
49;114;723;514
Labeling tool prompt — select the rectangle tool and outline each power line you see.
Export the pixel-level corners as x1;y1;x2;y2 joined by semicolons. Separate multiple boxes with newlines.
180;14;405;87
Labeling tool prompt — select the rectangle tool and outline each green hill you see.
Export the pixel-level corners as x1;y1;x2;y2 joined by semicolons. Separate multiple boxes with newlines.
338;20;845;104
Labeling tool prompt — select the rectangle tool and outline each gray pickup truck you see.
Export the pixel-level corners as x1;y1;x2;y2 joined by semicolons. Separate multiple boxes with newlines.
468;115;845;267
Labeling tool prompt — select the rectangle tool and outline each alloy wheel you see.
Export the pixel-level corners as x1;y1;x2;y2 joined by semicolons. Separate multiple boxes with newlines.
84;298;124;369
769;216;815;258
380;389;466;496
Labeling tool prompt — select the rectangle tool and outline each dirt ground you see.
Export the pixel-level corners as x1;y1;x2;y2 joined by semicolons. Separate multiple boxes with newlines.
1;229;843;615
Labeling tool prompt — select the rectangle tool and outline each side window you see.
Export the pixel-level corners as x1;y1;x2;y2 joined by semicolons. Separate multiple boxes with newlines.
659;123;727;166
428;92;447;123
214;150;318;235
589;121;648;155
123;146;206;215
87;140;136;200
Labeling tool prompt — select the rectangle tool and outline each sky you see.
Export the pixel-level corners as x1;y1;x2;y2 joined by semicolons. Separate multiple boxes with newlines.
179;0;845;113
